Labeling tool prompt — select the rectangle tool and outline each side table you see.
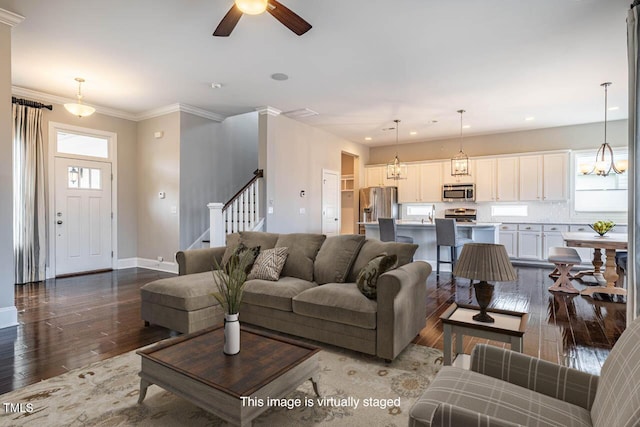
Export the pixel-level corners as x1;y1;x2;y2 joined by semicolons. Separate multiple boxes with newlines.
440;303;528;367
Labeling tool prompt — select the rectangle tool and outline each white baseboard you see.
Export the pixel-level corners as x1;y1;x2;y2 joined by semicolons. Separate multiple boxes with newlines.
116;258;138;269
136;258;179;274
0;306;18;330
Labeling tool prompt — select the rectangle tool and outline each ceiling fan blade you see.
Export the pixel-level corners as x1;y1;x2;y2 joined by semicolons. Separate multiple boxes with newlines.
267;0;312;36
213;5;243;37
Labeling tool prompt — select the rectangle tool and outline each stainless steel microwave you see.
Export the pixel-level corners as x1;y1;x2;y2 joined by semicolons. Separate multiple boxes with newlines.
442;183;475;202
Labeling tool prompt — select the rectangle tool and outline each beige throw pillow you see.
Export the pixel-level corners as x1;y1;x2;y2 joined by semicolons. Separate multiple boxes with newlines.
247;247;289;281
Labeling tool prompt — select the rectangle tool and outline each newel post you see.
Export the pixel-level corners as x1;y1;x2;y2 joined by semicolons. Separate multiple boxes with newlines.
207;203;225;248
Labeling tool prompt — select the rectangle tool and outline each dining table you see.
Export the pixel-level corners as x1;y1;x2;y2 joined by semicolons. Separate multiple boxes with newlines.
561;231;627;298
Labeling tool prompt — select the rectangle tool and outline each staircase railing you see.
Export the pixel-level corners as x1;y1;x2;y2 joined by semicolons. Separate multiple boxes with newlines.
208;169;263;247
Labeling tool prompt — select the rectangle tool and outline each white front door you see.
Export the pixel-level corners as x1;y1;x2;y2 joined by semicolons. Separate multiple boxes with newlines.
55;157;112;275
322;169;340;236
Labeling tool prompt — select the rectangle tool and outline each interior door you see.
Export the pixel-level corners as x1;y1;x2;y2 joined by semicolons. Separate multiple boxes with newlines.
322;169;340;236
55;157;112;275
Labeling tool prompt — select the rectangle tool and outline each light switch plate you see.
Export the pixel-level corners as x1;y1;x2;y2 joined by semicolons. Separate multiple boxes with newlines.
268;207;274;214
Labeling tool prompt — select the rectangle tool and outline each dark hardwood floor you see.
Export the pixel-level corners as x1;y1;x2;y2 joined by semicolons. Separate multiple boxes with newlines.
0;265;626;395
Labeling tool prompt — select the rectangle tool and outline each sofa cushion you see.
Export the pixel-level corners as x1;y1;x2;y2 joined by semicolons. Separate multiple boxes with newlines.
409;367;592;427
221;233;241;266
347;240;418;282
276;233;326;282
357;254;397;299
314;234;366;285
140;271;221;311
242;276;317;312
247;247;289;281
292;283;377;329
240;231;280;251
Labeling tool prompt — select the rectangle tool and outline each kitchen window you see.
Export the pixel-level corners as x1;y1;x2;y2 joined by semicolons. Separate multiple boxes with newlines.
574;149;628;212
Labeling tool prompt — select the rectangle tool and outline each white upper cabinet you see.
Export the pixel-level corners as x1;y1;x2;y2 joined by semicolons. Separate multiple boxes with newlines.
496;157;519;201
442;159;475;184
420;162;443;202
475;158;497;202
542;152;569;201
519;155;543;201
365;166;386;187
398;164;421;203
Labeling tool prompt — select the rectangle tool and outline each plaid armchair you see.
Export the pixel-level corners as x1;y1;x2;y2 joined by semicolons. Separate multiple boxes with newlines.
409;316;640;427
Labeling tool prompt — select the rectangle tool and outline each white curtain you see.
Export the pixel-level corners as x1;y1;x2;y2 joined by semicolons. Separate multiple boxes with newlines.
13;103;47;284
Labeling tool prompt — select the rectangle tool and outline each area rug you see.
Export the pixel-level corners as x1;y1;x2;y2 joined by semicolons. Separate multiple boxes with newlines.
0;343;442;426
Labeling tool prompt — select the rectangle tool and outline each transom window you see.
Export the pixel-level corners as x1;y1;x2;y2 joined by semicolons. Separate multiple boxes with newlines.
57;131;109;159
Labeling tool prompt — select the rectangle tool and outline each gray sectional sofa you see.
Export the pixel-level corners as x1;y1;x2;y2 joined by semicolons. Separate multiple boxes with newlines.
141;231;431;360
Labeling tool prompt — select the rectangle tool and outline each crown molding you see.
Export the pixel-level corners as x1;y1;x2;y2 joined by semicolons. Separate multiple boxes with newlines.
256;106;281;116
11;87;226;123
0;9;25;27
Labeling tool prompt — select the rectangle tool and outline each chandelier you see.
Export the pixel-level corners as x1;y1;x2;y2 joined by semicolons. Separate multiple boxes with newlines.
451;109;470;177
64;78;95;118
580;82;627;176
386;119;407;180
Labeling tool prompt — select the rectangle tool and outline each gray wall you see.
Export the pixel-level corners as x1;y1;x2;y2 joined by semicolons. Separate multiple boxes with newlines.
0;23;15;319
179;111;258;249
137;112;181;262
369;119;628;164
263;113;369;233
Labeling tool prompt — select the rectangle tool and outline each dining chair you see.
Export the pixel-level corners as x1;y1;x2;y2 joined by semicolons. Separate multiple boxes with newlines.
378;218;414;243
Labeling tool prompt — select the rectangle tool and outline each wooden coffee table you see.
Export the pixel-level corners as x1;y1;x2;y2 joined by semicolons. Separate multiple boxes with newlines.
137;325;321;426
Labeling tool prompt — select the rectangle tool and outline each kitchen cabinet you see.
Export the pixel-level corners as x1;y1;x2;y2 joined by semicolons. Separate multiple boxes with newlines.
542;224;569;260
365;165;397;187
498;224;518;258
517;224;542;260
475;158;497;201
442;159;475;184
398;162;442;203
496;157;519;201
519;155;543;201
519;153;569;201
569;225;595;264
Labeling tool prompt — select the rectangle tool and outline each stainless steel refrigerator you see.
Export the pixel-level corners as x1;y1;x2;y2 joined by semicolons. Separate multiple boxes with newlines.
359;187;398;233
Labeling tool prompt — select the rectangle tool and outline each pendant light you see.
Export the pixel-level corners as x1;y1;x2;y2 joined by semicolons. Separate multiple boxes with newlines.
580;82;628;176
386;119;408;180
64;78;96;118
451;109;470;176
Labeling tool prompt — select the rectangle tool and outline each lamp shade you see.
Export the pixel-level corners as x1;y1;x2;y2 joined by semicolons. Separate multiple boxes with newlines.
64;102;96;118
452;243;516;282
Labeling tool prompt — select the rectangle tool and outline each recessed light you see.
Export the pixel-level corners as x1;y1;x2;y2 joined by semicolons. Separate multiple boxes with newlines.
211;83;223;89
364;137;372;141
525;116;535;121
271;73;289;81
410;131;417;135
608;106;619;111
462;125;471;129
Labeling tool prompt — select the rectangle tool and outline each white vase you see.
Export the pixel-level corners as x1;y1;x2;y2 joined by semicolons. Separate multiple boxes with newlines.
224;313;240;355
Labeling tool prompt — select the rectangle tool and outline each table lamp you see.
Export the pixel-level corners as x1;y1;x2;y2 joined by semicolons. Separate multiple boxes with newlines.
452;243;517;323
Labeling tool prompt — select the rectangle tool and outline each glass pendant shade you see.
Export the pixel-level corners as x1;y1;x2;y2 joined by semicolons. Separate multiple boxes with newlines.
64;78;95;118
386;119;407;180
235;0;268;14
581;82;627;176
451;109;470;176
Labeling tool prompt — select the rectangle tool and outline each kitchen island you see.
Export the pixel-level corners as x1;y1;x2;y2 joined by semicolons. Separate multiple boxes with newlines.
362;220;502;270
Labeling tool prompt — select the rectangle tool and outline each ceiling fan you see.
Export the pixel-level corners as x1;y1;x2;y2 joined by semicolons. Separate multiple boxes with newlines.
213;0;312;37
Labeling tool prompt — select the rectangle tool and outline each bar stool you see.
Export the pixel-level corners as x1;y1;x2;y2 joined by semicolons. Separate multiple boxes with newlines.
547;247;581;293
378;218;414;243
435;218;473;276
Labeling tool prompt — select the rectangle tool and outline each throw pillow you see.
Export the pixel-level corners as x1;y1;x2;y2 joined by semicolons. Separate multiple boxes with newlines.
221;233;241;266
275;234;327;282
356;254;398;299
347;240;418;282
247;247;289;281
222;243;260;274
314;234;366;285
240;231;280;251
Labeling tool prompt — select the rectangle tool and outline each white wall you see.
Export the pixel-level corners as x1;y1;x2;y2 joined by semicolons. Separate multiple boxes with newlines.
0;21;17;327
262;113;369;233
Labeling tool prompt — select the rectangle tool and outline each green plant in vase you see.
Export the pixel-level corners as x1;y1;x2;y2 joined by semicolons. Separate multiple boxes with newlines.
211;248;257;355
